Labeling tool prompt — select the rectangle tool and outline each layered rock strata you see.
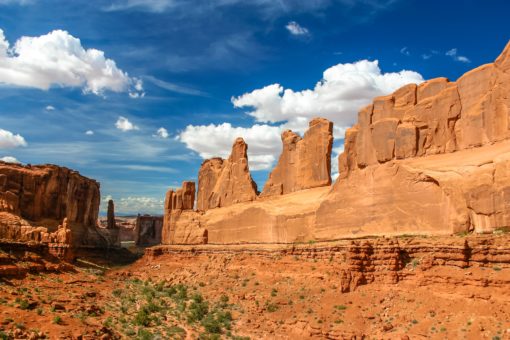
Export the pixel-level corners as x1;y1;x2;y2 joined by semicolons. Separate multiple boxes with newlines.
317;40;510;238
147;234;510;293
0;162;115;248
163;40;510;245
161;181;207;244
261;118;333;197
196;138;257;211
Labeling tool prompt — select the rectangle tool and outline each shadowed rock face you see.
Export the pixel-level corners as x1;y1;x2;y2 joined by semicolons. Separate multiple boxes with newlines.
107;200;116;229
261;118;333;197
0;162;107;246
196;138;257;211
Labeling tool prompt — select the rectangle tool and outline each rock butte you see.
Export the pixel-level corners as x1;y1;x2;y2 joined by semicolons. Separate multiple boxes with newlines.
196;137;258;211
261;117;333;197
160;40;510;245
0;162;119;251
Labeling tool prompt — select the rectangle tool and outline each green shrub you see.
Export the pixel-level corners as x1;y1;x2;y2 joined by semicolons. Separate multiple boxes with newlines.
134;308;151;326
18;299;30;310
265;303;278;313
137;328;154;340
187;294;209;323
52;316;62;325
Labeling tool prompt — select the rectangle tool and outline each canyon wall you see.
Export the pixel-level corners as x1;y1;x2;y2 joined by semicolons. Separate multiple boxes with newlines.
315;40;510;239
261;118;333;197
134;214;163;247
0;162;115;248
197;138;258;211
162;40;510;245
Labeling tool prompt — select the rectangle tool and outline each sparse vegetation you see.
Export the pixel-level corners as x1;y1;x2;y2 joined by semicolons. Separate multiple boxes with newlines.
52;316;62;325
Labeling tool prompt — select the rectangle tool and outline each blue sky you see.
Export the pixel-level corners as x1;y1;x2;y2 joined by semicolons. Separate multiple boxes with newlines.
0;0;509;215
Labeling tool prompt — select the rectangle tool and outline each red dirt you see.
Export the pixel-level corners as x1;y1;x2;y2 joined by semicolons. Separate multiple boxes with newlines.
1;234;510;339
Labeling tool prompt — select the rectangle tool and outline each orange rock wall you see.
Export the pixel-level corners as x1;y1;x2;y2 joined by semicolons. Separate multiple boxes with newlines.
196;138;257;211
162;40;510;245
0;162;109;247
261;118;333;197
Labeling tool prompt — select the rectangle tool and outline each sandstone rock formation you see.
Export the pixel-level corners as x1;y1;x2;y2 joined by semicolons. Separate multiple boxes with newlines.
107;199;116;229
162;40;510;245
196;138;257;211
319;40;510;237
0;163;99;227
134;214;163;247
0;162;116;248
162;181;207;244
261;118;333;197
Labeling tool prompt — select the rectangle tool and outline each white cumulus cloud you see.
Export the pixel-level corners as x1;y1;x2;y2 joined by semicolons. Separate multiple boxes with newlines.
0;128;27;148
179;59;423;172
285;21;309;36
0;28;143;96
155;127;169;139
232;59;424;136
85;130;94;135
45;105;55;111
179;123;281;170
0;156;21;164
115;116;139;132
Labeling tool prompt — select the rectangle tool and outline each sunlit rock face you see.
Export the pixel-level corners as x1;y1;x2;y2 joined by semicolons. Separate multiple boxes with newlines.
164;41;510;245
261;118;333;197
196;138;258;211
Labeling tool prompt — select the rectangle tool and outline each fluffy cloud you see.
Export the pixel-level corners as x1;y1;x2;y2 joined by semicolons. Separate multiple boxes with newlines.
285;21;309;36
45;105;55;111
155;127;169;139
115;116;139;132
102;195;164;215
179;123;281;170
0;28;143;96
446;48;471;63
232;59;424;136
85;130;94;135
0;128;27;148
0;156;21;164
180;59;423;172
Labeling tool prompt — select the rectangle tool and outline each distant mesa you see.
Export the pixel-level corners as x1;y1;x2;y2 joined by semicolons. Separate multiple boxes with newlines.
134;214;163;247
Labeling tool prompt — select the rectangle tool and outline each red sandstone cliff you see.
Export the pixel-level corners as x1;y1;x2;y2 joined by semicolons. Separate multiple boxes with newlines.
162;40;510;245
261;118;333;197
196;138;257;211
316;40;510;238
0;162;115;248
